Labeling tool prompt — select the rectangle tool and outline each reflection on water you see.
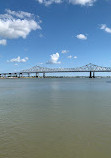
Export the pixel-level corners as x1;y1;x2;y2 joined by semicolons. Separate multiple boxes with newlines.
0;78;111;158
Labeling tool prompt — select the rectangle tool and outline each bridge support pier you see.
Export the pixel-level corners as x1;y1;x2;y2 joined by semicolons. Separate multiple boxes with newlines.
9;73;11;77
43;73;46;78
4;74;6;78
28;73;30;77
36;73;39;78
93;72;95;78
89;71;96;78
89;71;92;78
19;73;22;78
15;73;17;77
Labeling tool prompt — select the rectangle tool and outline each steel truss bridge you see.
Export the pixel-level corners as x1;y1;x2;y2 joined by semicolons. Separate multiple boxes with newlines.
1;63;111;78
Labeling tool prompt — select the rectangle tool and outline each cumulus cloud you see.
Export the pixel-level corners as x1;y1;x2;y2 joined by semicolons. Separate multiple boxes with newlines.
68;55;77;59
6;9;33;19
76;34;87;40
46;52;61;64
8;56;29;63
68;55;72;59
37;0;62;6
74;56;77;59
37;0;96;6
0;39;7;45
0;10;41;39
69;0;96;6
61;50;69;54
100;24;111;33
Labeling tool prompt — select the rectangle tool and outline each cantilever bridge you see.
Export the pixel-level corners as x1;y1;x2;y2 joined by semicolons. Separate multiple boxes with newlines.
1;63;111;78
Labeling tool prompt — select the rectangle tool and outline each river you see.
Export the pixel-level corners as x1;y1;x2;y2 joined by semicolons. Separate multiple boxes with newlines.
0;78;111;158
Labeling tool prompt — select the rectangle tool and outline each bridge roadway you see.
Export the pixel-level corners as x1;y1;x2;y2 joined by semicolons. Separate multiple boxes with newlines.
0;63;111;78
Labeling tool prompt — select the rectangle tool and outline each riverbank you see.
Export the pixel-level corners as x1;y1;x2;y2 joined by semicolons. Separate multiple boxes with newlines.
0;76;111;79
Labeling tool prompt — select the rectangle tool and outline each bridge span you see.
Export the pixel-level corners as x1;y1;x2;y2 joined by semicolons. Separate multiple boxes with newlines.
0;63;111;78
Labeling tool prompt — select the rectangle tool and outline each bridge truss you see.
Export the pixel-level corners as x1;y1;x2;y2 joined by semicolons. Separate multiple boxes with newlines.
0;63;111;78
21;63;111;73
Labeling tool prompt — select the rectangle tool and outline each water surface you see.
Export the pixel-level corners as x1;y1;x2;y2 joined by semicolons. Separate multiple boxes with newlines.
0;78;111;158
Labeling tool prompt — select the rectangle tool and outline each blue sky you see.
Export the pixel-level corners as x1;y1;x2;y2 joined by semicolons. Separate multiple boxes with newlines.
0;0;111;72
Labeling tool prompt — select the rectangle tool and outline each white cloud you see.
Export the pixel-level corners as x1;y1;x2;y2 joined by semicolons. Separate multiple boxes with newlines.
46;52;61;64
61;50;69;54
0;39;7;45
39;33;44;38
37;0;62;6
74;56;77;59
38;62;43;65
100;24;111;34
8;56;29;63
37;0;96;6
69;0;96;6
0;10;41;39
6;9;33;19
68;55;72;59
68;55;77;59
76;34;87;40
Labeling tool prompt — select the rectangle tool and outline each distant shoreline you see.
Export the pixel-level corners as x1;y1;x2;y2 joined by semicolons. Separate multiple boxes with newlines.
0;76;111;79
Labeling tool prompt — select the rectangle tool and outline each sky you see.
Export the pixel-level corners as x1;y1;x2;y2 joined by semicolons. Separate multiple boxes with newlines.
0;0;111;72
